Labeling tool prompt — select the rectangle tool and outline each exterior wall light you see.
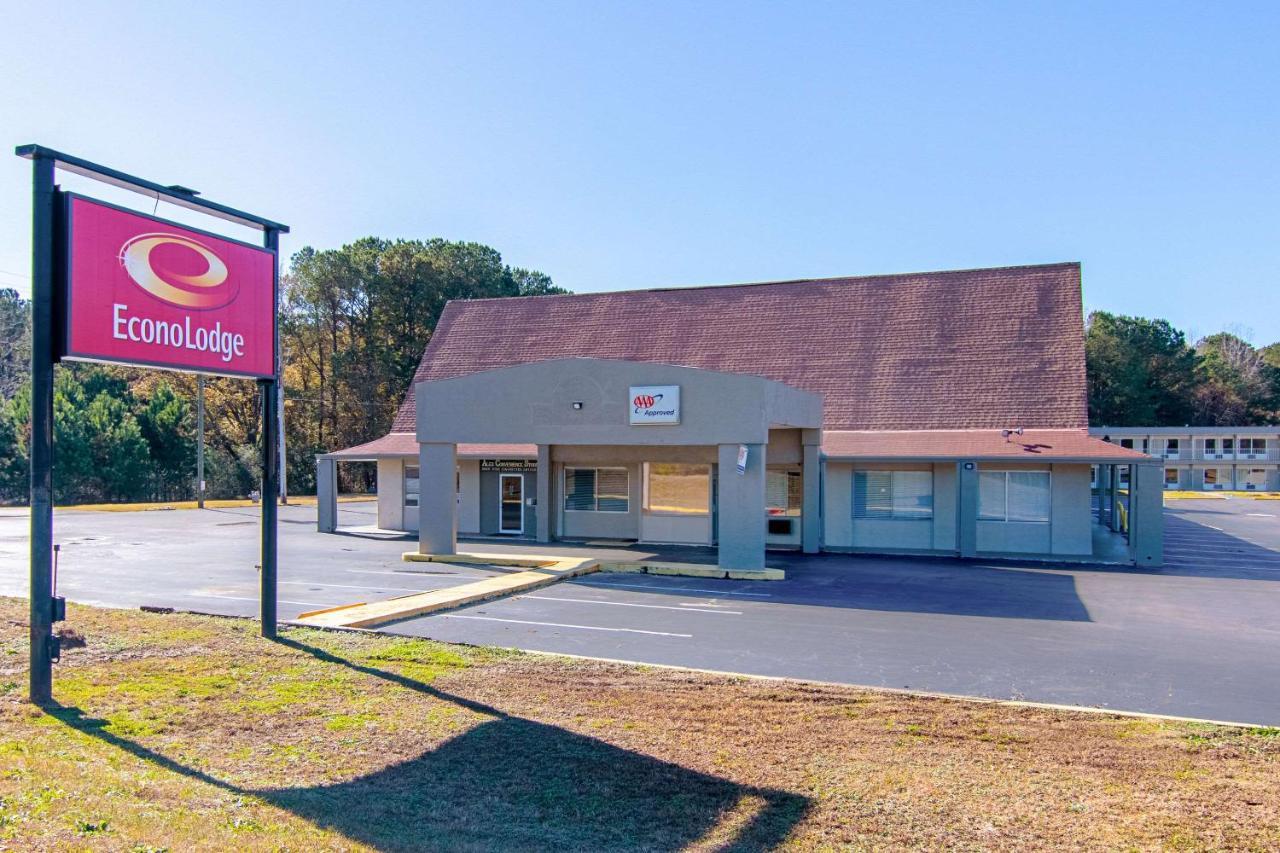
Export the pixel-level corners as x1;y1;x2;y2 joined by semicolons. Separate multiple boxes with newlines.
572;402;583;410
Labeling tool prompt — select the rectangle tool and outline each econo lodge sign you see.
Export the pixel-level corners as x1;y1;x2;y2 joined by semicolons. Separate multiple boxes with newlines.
63;195;276;378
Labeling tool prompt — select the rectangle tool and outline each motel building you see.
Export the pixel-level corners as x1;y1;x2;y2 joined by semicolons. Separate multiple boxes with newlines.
316;263;1163;570
1088;427;1280;492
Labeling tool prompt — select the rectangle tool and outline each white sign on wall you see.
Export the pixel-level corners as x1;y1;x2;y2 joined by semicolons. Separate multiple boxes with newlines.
629;385;680;425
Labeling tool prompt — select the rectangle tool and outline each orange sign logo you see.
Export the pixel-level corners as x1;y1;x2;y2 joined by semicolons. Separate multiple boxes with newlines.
120;233;237;309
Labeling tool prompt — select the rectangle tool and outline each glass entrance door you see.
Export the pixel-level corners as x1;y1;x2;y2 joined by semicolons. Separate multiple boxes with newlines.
499;474;524;534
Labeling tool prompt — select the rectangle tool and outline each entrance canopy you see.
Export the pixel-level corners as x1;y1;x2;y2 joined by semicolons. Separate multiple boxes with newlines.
414;358;823;570
416;357;822;446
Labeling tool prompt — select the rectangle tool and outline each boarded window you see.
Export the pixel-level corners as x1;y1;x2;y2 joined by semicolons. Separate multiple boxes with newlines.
646;464;710;515
766;469;803;516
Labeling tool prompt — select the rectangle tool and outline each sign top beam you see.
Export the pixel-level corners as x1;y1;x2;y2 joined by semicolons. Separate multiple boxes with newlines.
15;144;289;234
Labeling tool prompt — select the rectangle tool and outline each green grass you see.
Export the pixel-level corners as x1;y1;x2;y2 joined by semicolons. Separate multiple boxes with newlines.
0;597;1277;850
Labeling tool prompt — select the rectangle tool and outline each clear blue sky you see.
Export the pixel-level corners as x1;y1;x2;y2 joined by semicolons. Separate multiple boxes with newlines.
2;1;1277;343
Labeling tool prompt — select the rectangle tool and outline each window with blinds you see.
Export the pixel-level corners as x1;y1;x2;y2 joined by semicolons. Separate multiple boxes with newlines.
766;469;802;516
404;465;420;508
852;470;932;520
563;467;629;512
979;470;1050;522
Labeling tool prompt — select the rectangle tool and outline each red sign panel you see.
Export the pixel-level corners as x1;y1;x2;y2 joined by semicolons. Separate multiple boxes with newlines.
63;195;276;378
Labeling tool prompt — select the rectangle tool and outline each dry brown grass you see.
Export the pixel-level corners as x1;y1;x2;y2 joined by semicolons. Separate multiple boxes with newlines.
0;597;1276;851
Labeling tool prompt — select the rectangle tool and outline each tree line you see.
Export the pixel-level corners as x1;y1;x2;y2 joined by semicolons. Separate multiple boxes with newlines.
0;237;565;505
1086;312;1280;426
1;267;1277;506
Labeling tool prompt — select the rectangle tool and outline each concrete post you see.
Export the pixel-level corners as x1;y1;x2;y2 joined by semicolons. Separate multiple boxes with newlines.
418;442;457;555
957;461;978;557
1129;463;1164;567
536;444;552;542
801;429;821;554
316;457;337;533
1109;465;1121;532
717;442;766;570
1097;464;1112;527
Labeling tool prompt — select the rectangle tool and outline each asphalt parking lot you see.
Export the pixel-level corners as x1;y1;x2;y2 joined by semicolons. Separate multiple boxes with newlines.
1;498;1278;724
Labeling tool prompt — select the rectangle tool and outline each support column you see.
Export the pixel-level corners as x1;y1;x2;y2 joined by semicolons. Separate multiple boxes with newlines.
801;430;821;554
717;443;766;570
27;151;55;704
1108;465;1121;532
1097;464;1112;527
316;457;337;533
957;461;978;557
418;443;457;555
1129;463;1164;567
536;444;551;543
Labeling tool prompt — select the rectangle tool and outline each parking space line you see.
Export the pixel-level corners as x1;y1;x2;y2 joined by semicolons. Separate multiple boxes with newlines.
190;593;329;607
521;594;742;614
282;580;443;593
346;568;487;579
441;614;693;637
573;580;772;597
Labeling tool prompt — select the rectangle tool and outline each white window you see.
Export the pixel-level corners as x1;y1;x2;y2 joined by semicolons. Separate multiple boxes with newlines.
1243;468;1267;490
564;467;629;512
1203;468;1228;489
1223;438;1235;455
1165;439;1180;459
853;470;933;520
1118;467;1131;487
979;470;1051;523
1204;438;1218;457
1164;468;1179;487
767;469;803;517
404;465;420;508
1240;438;1267;458
644;464;710;515
1119;438;1134;450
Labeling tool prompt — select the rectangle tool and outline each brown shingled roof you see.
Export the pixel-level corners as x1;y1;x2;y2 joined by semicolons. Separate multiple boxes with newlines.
821;429;1152;462
389;262;1087;434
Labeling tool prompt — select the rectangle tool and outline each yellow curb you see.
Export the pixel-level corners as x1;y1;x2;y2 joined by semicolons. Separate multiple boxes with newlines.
296;553;599;629
598;560;785;581
401;551;559;569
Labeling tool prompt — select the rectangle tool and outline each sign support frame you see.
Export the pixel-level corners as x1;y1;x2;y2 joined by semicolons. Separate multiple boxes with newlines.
16;144;289;700
27;151;56;705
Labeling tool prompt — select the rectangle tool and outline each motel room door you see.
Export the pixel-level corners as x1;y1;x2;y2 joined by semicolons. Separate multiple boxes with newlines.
499;473;524;534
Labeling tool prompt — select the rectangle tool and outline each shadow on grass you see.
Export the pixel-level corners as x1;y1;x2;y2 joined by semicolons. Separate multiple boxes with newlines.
46;636;812;851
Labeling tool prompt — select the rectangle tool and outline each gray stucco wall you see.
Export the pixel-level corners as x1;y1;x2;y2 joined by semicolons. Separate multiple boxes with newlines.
376;458;404;531
823;461;1092;558
974;463;1092;556
416;358;822;447
824;462;954;554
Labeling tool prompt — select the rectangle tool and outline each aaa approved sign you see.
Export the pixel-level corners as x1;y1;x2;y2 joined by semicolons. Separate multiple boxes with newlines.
62;194;276;378
629;385;680;425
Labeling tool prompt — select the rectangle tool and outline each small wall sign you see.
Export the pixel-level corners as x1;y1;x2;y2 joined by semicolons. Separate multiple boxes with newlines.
736;444;748;475
479;459;538;472
629;385;680;425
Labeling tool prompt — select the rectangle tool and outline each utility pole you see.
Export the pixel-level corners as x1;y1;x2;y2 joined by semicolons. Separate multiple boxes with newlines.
196;374;205;508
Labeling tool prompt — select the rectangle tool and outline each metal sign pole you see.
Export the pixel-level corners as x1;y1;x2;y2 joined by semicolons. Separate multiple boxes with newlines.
259;227;281;638
27;153;56;705
196;374;206;509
